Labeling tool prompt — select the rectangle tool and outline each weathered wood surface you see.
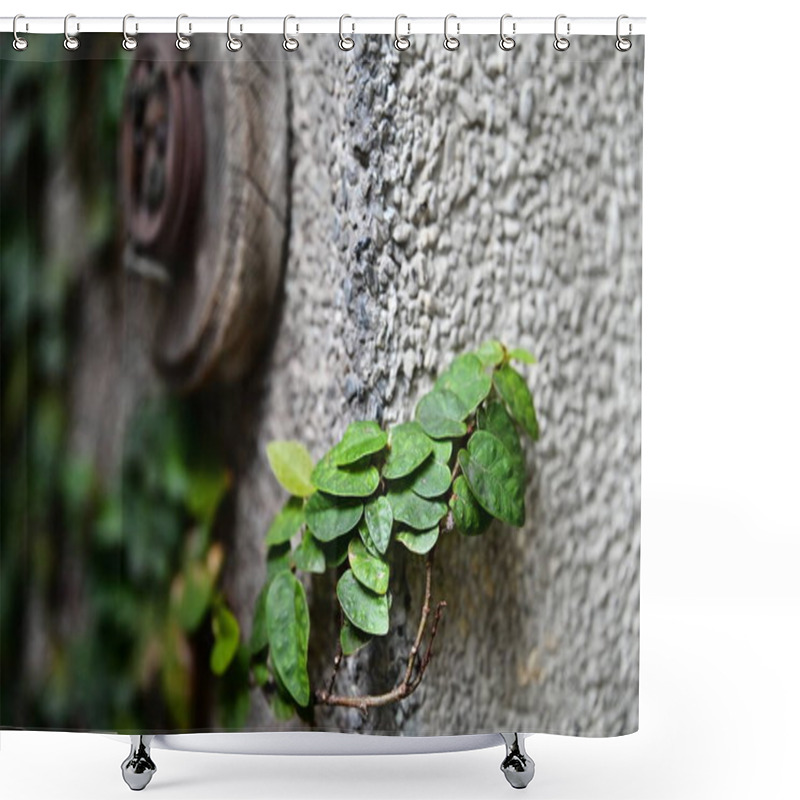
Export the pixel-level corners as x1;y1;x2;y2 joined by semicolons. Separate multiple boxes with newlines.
63;33;641;736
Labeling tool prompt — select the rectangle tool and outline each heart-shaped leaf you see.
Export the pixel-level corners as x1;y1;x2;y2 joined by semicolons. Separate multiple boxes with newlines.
329;421;388;466
508;347;537;364
458;430;525;526
340;620;372;656
493;364;539;441
266;571;311;706
449;475;492;536
336;569;390;636
477;400;525;474
410;458;452;498
431;438;453;464
476;340;505;367
415;389;469;439
266;441;315;497
348;538;390;595
293;529;326;574
364;495;393;554
265;497;305;545
304;491;363;542
396;525;440;554
383;422;434;480
387;486;448;530
311;453;380;497
435;354;492;414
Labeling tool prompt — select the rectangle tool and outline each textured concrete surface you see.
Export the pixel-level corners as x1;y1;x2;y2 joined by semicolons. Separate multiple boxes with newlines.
224;34;643;736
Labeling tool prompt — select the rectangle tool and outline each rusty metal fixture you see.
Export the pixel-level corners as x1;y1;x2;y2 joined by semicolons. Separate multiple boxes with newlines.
119;35;289;390
121;35;205;266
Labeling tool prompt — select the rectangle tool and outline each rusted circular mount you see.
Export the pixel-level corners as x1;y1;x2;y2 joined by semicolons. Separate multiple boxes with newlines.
121;35;204;266
119;35;289;391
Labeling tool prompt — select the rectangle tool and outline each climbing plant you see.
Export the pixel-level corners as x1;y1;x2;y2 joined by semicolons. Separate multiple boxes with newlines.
251;341;540;717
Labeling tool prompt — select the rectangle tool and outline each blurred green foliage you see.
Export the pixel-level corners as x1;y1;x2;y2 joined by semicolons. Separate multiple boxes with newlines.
1;38;243;731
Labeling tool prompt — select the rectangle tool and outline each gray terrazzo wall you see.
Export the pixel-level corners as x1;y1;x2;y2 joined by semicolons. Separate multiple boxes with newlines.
222;34;643;736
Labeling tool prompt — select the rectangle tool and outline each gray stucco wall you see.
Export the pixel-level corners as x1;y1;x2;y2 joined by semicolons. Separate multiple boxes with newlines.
223;34;642;736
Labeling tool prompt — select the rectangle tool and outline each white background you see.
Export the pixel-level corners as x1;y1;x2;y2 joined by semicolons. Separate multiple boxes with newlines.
2;0;799;798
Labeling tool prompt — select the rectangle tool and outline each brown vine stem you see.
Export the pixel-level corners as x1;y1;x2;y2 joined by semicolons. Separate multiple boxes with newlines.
315;542;448;713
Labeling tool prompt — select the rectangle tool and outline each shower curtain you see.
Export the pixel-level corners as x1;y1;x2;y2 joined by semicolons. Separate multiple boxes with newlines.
0;30;643;738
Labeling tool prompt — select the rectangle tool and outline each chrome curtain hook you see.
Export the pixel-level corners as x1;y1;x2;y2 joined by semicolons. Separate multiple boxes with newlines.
553;14;570;51
176;13;191;50
339;14;355;51
615;14;632;52
64;13;80;51
443;14;460;51
12;14;28;51
499;14;516;51
122;14;138;51
394;14;410;51
283;15;299;51
227;15;243;51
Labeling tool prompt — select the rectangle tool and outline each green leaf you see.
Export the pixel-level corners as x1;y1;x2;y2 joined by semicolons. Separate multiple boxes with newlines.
265;497;305;545
358;520;381;557
493;365;539;440
328;421;388;466
476;340;506;367
266;441;315;497
415;389;469;439
250;583;271;653
266;572;311;706
348;538;390;595
252;660;271;687
508;347;537;364
435;354;492;414
410;458;452;499
431;438;453;464
383;422;433;480
270;668;299;720
311;453;380;498
387;486;448;530
396;526;440;554
458;431;525;526
364;495;393;555
174;562;215;632
293;530;326;574
304;491;363;542
210;605;241;676
449;475;492;536
336;569;390;636
477;400;525;474
320;536;351;568
340;620;373;656
266;542;292;589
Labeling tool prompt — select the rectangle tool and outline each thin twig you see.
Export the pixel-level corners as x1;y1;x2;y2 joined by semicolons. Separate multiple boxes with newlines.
315;547;447;711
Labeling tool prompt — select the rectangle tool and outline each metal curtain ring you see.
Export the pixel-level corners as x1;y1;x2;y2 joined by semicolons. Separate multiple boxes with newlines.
443;14;460;51
283;15;299;51
394;14;410;51
227;15;243;51
122;14;138;51
499;14;516;51
615;14;632;52
339;14;355;51
12;14;28;51
64;13;80;51
553;14;570;51
176;14;191;50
